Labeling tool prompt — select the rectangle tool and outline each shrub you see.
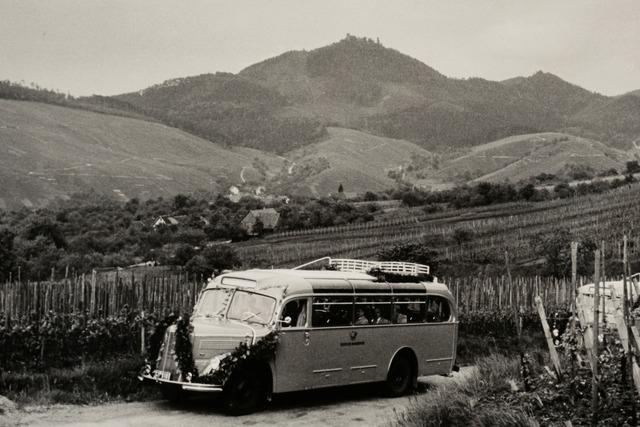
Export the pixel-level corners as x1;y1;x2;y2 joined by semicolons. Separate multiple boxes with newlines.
395;354;537;427
0;355;158;404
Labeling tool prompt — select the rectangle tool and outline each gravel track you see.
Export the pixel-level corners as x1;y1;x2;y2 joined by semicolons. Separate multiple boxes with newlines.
5;368;474;427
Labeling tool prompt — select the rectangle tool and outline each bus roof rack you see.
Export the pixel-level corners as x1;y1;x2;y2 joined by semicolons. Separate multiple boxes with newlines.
293;257;430;277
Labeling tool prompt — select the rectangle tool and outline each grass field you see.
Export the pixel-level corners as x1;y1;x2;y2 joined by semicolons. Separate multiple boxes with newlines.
0;99;284;210
286;127;435;196
435;132;629;183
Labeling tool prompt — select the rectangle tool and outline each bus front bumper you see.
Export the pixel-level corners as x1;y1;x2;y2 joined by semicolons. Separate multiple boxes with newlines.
139;374;223;393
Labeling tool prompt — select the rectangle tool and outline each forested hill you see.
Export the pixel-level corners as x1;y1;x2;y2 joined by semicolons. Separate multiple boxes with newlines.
0;80;152;122
110;35;640;152
115;73;327;154
3;36;639;154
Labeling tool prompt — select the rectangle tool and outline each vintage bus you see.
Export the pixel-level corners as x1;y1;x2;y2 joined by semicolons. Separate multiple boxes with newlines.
141;258;458;414
576;273;640;325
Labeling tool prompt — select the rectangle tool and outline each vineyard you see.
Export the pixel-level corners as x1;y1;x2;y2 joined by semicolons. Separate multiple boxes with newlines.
0;269;577;371
233;184;640;268
0;271;581;320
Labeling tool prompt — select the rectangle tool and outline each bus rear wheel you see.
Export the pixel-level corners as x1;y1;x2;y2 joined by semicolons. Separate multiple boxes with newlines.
222;368;268;415
385;354;415;397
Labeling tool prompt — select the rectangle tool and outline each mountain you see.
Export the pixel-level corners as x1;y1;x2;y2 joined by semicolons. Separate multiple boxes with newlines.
114;35;639;153
570;94;640;148
0;99;283;210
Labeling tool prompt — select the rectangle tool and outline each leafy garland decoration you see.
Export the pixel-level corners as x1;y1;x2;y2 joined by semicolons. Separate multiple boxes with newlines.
173;316;198;382
198;330;280;385
145;313;178;371
142;315;279;386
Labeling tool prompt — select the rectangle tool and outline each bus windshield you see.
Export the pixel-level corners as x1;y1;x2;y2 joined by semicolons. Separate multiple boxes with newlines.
194;289;233;318
227;291;276;325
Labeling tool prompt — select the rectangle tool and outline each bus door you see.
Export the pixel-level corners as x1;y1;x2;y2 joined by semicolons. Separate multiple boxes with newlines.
422;294;456;374
347;296;394;383
305;296;354;387
275;296;352;391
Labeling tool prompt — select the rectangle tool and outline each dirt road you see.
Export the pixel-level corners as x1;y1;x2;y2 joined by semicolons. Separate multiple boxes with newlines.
5;368;474;427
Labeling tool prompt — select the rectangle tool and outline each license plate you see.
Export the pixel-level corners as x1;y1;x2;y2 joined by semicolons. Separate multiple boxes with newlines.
154;370;171;380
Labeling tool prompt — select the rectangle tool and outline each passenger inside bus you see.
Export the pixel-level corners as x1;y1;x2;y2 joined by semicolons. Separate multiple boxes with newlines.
373;307;390;324
425;296;451;322
355;308;369;325
312;297;353;327
395;310;408;324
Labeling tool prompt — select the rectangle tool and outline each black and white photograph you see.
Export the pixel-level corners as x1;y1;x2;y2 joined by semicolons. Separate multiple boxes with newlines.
1;1;640;425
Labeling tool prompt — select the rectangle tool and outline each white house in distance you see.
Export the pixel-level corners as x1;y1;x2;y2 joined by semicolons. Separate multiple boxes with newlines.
153;215;183;229
240;208;280;235
153;215;210;230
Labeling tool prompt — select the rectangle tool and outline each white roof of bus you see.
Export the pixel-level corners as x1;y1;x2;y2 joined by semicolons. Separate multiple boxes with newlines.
206;268;449;294
206;269;375;290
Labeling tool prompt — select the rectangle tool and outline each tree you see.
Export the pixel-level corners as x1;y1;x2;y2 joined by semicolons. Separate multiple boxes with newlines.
518;183;537;201
532;228;597;278
453;228;473;246
173;244;197;266
24;218;67;249
626;161;640;174
185;245;241;278
378;241;438;269
553;183;574;199
173;194;191;210
338;183;344;193
0;229;16;281
363;191;378;201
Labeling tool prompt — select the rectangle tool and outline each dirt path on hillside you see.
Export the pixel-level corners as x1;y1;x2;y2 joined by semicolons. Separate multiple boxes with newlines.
4;368;474;427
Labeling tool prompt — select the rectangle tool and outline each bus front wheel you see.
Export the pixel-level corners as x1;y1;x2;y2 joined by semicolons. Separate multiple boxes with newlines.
385;354;415;397
222;368;268;415
161;384;184;403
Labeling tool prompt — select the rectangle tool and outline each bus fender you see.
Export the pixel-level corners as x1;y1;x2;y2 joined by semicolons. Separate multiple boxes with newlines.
387;347;418;385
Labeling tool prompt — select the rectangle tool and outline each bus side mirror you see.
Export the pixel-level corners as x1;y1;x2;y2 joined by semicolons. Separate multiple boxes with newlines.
278;316;292;326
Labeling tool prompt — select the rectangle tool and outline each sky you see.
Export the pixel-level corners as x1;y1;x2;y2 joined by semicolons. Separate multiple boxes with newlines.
1;0;639;97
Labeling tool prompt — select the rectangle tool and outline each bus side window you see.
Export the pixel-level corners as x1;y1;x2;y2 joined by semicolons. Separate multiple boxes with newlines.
280;298;308;328
355;296;392;325
425;296;451;323
393;296;425;324
312;296;353;327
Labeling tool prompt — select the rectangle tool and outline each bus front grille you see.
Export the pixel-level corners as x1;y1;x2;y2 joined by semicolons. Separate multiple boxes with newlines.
157;328;178;380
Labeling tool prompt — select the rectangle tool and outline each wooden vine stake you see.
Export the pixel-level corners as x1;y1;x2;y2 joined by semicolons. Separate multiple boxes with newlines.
535;295;562;380
622;235;639;419
601;241;607;331
591;249;600;427
504;251;521;340
570;242;578;335
140;310;145;356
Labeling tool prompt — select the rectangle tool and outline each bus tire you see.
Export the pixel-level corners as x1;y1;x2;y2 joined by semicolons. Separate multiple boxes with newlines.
222;367;268;415
161;384;184;403
385;354;415;397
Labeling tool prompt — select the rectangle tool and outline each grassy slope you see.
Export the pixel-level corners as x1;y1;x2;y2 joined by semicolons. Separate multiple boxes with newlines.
433;132;630;183
285;127;433;196
0;99;283;210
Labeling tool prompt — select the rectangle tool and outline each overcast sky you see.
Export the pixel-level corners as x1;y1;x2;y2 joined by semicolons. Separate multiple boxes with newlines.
1;0;639;97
